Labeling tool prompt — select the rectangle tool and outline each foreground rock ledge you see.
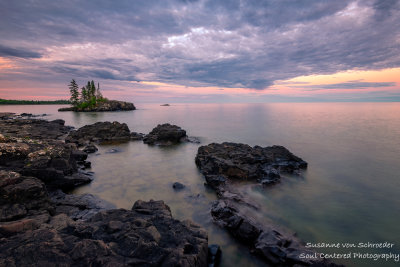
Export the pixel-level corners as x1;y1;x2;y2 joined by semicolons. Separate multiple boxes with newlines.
196;143;342;266
0;116;208;266
58;100;135;112
66;121;132;146
0;173;208;266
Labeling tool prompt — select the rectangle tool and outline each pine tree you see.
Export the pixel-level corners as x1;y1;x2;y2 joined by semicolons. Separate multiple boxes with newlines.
96;82;103;100
81;87;88;103
68;79;79;107
90;80;96;98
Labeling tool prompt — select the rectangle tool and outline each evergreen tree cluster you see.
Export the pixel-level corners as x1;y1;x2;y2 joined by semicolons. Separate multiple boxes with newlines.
68;79;106;109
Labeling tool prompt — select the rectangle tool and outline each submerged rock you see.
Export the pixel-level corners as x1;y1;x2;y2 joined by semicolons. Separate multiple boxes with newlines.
210;199;337;266
66;121;131;145
83;144;98;153
143;123;187;145
173;182;186;190
208;244;222;267
58;100;135;112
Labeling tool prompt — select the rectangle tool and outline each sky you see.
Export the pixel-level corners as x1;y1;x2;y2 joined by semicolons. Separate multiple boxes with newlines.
0;0;400;103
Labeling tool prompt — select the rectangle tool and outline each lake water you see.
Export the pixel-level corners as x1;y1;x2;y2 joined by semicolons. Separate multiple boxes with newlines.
1;103;399;267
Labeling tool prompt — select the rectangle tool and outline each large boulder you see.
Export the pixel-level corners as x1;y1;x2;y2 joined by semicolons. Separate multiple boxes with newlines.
196;142;308;187
143;123;187;145
66;121;131;145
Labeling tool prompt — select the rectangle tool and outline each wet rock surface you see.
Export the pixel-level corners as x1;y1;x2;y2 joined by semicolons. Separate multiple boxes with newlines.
1;116;209;267
0;119;91;190
65;121;131;145
196;142;308;187
143;123;188;145
196;143;340;266
58;100;135;112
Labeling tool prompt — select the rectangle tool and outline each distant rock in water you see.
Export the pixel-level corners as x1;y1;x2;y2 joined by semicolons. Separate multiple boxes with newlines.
58;100;135;112
66;121;131;146
143;123;187;145
160;104;170;106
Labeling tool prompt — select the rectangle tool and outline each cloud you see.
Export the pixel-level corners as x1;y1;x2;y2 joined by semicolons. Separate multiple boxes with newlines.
305;81;397;90
0;44;42;58
0;0;400;93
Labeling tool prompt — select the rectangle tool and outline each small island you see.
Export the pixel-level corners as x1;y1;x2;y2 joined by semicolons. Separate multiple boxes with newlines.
58;79;135;112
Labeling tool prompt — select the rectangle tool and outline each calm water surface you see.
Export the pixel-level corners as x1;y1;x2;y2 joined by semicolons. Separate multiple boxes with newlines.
1;103;399;267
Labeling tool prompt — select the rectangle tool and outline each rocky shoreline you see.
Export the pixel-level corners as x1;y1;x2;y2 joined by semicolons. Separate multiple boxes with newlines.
0;113;207;266
0;112;342;266
196;143;341;266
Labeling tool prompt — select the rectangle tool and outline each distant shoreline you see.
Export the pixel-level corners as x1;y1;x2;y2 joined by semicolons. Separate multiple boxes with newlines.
0;98;70;105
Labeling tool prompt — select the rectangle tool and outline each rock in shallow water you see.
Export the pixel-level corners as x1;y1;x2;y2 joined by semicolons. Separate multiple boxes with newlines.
196;142;308;187
196;143;341;266
173;182;186;190
143;123;187;145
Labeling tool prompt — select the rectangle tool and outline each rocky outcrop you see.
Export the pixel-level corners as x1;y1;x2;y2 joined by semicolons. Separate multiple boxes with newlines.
196;143;340;266
196;142;308;187
58;100;135;112
143;123;187;145
211;199;338;266
0;117;209;266
66;121;131;146
0;120;91;190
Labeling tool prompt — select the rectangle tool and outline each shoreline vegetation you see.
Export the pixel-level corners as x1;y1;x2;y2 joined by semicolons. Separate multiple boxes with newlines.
0;98;70;105
58;79;135;112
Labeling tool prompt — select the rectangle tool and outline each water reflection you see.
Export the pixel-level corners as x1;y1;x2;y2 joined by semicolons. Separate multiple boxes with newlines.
1;103;399;267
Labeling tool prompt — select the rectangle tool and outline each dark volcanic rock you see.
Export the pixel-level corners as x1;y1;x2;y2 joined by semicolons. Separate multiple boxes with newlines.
0;117;210;267
195;143;340;266
208;244;221;267
173;182;186;190
83;144;98;153
130;131;145;141
196;142;308;188
143;123;187;145
0;171;53;223
0;200;208;267
66;121;131;145
210;199;337;266
0;118;72;140
0;119;92;190
58;100;135;112
49;190;115;220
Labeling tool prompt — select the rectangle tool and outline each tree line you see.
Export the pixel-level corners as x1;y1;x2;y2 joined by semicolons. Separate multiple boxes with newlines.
68;79;107;108
0;99;70;105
